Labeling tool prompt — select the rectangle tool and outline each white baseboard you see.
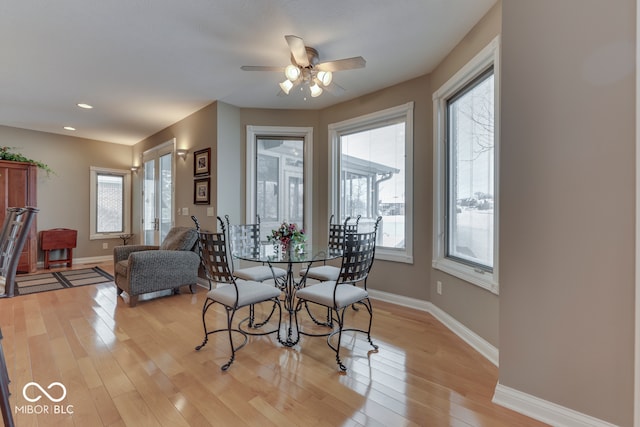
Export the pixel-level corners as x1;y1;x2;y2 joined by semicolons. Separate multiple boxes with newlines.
37;255;112;269
369;289;618;427
493;383;619;427
427;301;499;366
368;288;499;366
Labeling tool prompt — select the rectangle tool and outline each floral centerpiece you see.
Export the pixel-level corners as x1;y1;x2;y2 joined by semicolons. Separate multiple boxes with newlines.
267;221;306;252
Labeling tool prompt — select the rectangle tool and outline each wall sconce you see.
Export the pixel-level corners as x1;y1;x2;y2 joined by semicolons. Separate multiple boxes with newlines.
130;166;139;173
176;149;188;160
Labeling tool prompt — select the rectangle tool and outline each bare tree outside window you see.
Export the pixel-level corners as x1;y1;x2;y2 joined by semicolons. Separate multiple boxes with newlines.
447;67;495;270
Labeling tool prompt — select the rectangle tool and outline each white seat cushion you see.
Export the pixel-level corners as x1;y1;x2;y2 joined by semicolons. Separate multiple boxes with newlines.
300;265;340;281
234;265;286;282
296;281;368;309
208;279;281;307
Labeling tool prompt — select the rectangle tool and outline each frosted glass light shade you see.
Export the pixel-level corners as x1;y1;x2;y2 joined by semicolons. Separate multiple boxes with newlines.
285;64;301;81
317;71;332;86
279;79;294;94
310;83;323;97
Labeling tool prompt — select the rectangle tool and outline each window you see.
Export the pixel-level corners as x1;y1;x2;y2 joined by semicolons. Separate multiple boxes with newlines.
433;36;500;293
246;126;313;241
329;102;414;263
90;166;131;240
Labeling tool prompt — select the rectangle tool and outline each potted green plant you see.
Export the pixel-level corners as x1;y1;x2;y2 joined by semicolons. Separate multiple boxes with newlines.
0;146;54;175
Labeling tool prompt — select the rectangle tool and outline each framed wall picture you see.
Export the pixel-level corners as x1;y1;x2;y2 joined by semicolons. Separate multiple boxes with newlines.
193;148;210;176
194;177;210;205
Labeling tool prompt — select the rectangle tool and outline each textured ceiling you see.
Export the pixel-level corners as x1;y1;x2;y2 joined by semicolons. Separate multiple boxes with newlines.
0;0;497;145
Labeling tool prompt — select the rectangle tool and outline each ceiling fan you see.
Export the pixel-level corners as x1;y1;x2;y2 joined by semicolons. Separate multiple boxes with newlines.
241;35;366;98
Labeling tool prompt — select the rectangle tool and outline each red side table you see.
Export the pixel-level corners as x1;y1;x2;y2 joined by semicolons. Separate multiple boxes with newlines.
40;228;77;269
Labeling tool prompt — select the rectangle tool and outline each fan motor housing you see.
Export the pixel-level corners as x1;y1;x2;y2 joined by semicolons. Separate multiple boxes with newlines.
290;46;319;68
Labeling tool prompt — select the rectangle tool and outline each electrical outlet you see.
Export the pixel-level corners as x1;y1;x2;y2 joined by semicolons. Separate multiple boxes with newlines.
436;281;442;295
102;242;109;249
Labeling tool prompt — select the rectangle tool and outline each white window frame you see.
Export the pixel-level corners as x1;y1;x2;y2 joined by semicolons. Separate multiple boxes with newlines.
89;166;132;240
432;35;500;294
328;102;414;264
246;126;313;240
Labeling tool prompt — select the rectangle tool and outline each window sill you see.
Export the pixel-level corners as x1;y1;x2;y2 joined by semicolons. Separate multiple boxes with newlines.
432;258;498;294
90;233;128;241
377;248;413;264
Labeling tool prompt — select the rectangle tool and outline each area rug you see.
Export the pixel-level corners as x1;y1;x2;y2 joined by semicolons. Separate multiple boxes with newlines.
14;267;114;296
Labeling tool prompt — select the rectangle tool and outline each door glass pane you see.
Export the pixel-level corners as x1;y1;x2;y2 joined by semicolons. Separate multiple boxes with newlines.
143;159;156;244
159;153;172;242
256;138;304;240
446;69;494;270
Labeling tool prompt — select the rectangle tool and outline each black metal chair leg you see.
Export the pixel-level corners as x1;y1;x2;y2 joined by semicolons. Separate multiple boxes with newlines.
195;299;214;351
221;309;237;371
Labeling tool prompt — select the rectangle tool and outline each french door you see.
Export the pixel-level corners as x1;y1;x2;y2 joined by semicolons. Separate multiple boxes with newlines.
142;141;175;245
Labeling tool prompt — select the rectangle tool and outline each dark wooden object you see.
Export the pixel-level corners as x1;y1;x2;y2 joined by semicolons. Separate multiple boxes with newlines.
0;161;37;273
41;228;77;269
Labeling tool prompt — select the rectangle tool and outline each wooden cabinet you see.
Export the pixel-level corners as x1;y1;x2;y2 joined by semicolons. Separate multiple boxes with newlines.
0;161;37;273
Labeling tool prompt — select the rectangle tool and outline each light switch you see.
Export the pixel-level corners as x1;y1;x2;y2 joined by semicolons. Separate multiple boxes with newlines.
207;207;214;217
182;207;189;215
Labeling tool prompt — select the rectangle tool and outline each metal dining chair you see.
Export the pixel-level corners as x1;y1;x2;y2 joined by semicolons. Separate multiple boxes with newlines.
300;214;359;283
225;215;287;284
225;215;286;328
192;216;282;371
294;216;382;372
0;207;39;298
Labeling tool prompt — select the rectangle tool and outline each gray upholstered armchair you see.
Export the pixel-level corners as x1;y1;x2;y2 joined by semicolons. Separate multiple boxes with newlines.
113;226;200;307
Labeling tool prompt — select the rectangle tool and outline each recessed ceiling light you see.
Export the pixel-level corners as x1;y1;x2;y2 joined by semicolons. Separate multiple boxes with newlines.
77;103;93;109
64;126;76;131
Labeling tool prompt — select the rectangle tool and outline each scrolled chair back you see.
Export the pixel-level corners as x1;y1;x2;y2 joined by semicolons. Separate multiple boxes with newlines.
327;214;360;250
224;215;261;261
0;206;39;297
193;216;235;286
336;216;382;285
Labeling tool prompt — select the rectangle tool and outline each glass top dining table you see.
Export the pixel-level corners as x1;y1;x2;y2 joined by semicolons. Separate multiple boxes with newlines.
233;242;342;346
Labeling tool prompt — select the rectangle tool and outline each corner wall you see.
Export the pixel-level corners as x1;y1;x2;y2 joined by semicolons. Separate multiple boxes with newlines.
428;1;502;347
500;1;635;425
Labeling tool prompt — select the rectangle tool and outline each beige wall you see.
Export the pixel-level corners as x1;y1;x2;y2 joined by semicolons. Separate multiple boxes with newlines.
133;102;219;233
239;108;320;227
0;125;132;259
500;1;635;425
427;1;502;346
318;76;431;302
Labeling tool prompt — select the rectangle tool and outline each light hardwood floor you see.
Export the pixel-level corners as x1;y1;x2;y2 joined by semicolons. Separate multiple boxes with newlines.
1;262;548;426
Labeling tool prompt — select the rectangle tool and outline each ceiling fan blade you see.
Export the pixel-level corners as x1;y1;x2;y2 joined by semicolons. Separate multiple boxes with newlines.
285;35;309;67
324;81;346;96
316;56;366;72
241;65;285;72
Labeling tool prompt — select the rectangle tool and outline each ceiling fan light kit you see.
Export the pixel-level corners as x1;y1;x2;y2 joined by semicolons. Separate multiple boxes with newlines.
279;79;294;95
242;35;365;99
309;82;323;97
284;64;301;81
